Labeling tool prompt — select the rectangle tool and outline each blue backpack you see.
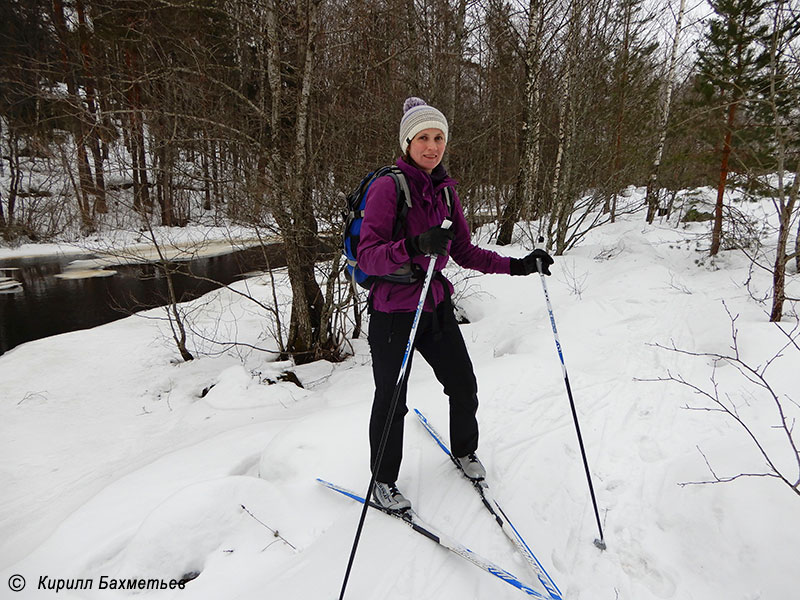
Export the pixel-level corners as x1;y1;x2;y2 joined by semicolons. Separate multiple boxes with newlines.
342;165;452;289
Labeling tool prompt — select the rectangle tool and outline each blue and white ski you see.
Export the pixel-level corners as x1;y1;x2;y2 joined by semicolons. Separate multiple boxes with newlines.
317;478;546;598
414;409;562;600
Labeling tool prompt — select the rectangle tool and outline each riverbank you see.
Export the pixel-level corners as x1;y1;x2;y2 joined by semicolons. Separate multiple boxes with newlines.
0;229;276;355
0;224;266;263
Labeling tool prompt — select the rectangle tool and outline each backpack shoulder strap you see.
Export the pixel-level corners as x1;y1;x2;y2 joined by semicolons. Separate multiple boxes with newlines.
385;167;412;239
388;166;412;211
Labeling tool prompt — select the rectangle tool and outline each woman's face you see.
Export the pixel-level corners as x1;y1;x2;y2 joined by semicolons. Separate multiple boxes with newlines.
408;128;446;174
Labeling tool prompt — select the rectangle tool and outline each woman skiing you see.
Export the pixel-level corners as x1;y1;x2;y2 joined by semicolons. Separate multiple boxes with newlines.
358;97;553;510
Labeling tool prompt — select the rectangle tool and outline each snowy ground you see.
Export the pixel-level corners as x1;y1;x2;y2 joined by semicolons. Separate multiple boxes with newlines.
1;193;799;600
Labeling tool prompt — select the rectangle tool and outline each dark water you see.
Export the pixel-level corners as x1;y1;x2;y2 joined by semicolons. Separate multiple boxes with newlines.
0;245;283;355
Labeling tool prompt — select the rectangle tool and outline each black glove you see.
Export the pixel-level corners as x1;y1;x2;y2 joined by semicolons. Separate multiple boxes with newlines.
406;225;455;257
510;249;554;276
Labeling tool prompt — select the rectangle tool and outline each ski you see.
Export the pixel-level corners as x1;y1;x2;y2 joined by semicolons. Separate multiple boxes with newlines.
317;478;546;598
414;409;562;600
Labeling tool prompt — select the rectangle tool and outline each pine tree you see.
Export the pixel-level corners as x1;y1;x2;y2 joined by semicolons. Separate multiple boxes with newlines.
695;0;769;256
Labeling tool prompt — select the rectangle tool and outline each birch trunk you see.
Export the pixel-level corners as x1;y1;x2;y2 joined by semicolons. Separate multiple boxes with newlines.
767;2;799;321
645;0;686;223
550;0;583;253
609;0;634;223
796;203;800;273
769;161;798;321
521;0;543;218
553;81;577;255
549;69;570;248
497;0;542;245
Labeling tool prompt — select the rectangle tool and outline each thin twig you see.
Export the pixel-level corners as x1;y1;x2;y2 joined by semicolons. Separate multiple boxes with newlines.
644;304;800;497
241;504;298;552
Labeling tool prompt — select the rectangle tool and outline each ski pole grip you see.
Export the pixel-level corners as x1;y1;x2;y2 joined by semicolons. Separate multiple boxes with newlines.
535;235;544;275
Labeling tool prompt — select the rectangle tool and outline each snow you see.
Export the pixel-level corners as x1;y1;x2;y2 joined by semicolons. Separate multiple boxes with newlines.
1;192;799;600
0;225;264;263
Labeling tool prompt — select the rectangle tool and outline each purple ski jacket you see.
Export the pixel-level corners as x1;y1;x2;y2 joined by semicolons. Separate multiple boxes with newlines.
358;158;512;313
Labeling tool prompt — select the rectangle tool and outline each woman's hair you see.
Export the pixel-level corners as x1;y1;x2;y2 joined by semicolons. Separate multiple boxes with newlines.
402;150;420;170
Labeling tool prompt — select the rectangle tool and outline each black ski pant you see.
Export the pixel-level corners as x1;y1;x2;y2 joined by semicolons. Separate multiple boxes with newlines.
368;299;479;484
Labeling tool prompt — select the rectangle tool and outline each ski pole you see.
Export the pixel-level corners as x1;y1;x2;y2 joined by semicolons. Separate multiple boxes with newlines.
536;244;606;551
338;220;452;600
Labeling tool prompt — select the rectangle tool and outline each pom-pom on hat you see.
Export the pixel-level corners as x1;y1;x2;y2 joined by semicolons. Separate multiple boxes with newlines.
399;97;449;154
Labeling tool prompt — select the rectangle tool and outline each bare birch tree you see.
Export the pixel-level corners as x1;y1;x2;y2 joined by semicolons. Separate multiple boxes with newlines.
645;0;687;223
548;0;580;253
764;0;800;322
496;0;545;246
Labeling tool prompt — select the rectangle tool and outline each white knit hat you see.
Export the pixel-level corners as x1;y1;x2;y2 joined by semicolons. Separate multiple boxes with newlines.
399;97;449;154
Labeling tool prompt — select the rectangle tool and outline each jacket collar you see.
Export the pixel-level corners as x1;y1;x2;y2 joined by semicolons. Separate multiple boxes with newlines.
396;157;457;197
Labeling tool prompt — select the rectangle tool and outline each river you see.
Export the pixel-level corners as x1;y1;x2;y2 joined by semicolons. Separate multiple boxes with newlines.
0;244;284;355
